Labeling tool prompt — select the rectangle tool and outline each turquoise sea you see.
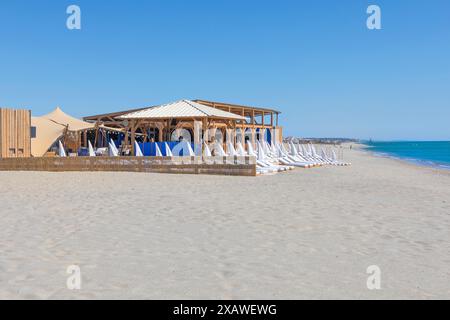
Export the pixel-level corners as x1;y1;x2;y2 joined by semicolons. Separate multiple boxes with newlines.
364;141;450;170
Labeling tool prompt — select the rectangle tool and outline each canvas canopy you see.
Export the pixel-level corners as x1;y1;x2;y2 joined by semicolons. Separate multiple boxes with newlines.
31;107;122;157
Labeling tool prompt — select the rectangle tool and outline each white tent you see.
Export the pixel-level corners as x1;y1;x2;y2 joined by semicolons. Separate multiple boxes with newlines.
31;107;123;157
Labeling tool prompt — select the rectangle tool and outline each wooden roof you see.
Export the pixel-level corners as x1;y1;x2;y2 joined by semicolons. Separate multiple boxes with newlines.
193;99;281;116
83;99;281;122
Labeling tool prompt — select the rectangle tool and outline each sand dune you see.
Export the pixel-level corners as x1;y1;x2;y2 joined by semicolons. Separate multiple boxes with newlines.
1;146;449;299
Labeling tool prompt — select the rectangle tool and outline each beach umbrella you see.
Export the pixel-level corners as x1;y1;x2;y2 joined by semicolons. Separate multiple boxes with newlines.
289;142;298;156
275;143;284;158
271;142;278;155
134;141;144;157
108;142;119;157
185;141;195;156
236;142;247;156
301;144;307;156
282;143;290;155
262;140;268;155
203;142;212;157
332;149;338;161
58;140;67;157
110;139;119;155
155;143;163;157
257;141;266;161
246;141;257;157
88;141;96;157
296;143;303;156
164;142;173;157
321;148;328;160
227;142;237;156
311;144;319;158
215;142;227;156
265;141;273;156
307;144;313;156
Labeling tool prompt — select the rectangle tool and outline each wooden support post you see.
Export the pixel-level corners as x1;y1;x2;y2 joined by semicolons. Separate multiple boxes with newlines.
94;121;100;147
193;120;201;155
158;123;163;142
251;127;256;149
83;129;87;147
130;120;136;155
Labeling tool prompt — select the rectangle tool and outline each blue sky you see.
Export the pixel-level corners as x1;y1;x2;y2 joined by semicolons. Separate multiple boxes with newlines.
1;0;449;140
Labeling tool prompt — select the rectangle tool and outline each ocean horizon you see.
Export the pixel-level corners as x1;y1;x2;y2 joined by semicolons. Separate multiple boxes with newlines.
363;141;450;170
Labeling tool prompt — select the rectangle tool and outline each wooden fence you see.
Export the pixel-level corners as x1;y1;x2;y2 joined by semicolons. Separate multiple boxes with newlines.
0;156;257;176
0;108;31;158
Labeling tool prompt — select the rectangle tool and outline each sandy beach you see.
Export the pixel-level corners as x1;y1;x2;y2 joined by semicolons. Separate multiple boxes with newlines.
1;146;449;299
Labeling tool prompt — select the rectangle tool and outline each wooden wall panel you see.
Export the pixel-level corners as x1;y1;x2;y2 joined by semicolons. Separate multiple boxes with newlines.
0;156;257;176
0;108;31;158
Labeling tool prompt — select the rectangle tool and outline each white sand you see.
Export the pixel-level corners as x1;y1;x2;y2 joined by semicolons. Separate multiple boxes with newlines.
1;146;449;299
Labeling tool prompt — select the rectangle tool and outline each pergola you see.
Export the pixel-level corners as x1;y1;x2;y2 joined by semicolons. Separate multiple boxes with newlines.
83;99;283;154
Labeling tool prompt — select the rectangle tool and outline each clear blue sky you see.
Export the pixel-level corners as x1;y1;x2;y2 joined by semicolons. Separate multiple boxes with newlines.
1;0;449;140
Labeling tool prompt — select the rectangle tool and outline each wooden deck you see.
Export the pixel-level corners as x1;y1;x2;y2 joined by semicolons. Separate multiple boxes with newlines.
0;156;257;176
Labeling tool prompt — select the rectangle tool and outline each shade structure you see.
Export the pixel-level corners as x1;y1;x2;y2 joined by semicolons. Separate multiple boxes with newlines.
42;107;95;131
31;107;123;157
118;100;246;121
31;117;65;157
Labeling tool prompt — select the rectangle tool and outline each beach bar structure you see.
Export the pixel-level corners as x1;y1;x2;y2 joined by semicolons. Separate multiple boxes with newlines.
83;99;283;154
0;108;31;158
0;99;283;176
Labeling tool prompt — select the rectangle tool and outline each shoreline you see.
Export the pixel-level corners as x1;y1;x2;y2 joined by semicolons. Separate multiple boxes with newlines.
350;143;450;175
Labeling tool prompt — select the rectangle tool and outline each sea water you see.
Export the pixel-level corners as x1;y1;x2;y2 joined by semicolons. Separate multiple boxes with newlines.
364;141;450;170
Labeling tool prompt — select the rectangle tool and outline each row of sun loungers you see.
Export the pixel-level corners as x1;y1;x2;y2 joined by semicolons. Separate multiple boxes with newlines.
58;139;350;175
